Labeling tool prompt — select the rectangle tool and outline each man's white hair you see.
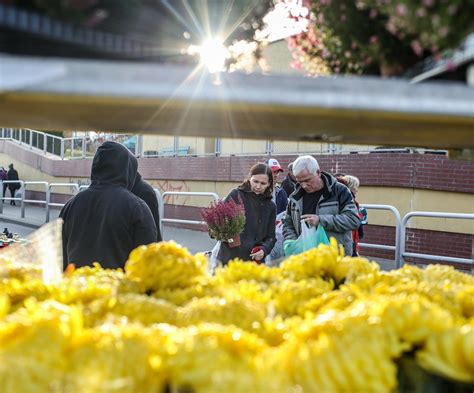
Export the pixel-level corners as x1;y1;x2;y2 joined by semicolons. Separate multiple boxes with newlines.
293;155;320;176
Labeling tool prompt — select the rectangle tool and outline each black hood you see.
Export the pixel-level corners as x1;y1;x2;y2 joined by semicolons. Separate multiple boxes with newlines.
91;142;137;190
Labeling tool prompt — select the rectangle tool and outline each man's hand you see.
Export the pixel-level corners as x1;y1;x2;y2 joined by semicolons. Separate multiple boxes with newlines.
301;214;320;227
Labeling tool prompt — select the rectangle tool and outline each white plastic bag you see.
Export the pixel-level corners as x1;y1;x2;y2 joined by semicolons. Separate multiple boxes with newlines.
209;241;221;273
300;219;316;243
266;211;286;267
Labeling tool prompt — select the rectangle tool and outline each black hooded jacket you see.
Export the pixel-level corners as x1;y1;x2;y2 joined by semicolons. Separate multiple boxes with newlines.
60;142;157;269
7;165;19;191
131;172;162;242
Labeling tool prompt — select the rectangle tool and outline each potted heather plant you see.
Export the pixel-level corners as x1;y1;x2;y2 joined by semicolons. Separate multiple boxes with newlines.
201;197;246;248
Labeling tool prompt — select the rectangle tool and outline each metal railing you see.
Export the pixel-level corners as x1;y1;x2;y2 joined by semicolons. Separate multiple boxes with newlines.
154;189;164;236
0;182;472;269
359;204;402;266
46;183;79;222
1;128;448;161
22;181;49;219
160;191;219;231
400;212;474;268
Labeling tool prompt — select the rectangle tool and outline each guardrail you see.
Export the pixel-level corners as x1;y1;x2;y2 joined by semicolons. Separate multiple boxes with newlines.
154;189;164;236
1;128;449;161
22;181;49;219
0;182;472;269
160;191;219;231
400;212;474;268
46;183;79;222
359;204;402;266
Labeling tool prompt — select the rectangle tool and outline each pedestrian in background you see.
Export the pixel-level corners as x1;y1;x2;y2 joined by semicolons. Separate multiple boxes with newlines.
283;156;360;256
341;174;365;257
281;162;297;197
0;167;7;201
131;172;162;242
266;158;288;214
7;164;19;206
216;163;276;265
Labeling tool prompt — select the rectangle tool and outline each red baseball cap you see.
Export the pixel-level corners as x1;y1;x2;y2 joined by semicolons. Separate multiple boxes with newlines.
267;158;283;173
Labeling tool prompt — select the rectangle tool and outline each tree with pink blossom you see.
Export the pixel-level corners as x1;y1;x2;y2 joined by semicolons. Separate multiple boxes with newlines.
283;0;474;76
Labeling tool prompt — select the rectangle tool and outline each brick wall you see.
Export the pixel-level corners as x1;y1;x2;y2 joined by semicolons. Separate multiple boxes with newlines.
360;225;473;271
4;140;473;194
137;153;474;194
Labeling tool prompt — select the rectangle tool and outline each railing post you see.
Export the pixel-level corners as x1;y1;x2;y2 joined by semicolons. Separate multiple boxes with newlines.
45;186;51;222
154;189;164;236
359;204;402;268
29;130;33;148
0;181;3;214
60;138;65;159
136;135;143;157
215;138;221;156
265;140;274;155
399;220;407;268
19;129;22;145
20;181;25;218
173;136;179;157
82;137;86;158
43;134;47;154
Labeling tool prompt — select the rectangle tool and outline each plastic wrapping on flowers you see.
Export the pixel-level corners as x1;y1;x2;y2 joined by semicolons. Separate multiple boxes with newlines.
0;239;473;392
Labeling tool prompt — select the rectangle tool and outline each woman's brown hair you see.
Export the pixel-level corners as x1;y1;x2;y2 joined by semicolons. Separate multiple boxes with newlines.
238;163;273;198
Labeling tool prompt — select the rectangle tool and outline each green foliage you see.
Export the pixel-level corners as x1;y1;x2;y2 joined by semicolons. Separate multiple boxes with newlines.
288;0;474;75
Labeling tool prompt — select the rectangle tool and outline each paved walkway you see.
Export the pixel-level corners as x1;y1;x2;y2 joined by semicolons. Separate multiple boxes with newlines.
0;203;395;268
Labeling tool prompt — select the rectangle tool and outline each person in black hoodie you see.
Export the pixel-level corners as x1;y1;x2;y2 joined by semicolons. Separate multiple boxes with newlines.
7;164;19;205
60;141;157;270
131;172;162;242
216;163;276;265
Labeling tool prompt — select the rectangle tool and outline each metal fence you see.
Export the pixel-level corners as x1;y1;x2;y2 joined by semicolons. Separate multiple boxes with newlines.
0;182;471;268
359;204;402;265
400;212;474;268
1;128;448;161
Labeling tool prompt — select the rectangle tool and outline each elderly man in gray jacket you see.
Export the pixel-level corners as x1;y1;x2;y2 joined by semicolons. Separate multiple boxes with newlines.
282;155;360;256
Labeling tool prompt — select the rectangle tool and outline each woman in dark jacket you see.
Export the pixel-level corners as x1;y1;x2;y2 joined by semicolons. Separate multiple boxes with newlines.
217;163;276;265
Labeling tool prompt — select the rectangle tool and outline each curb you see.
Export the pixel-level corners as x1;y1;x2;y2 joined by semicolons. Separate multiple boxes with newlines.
0;215;43;229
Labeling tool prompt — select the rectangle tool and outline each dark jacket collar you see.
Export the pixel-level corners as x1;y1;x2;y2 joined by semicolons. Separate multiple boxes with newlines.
237;186;273;200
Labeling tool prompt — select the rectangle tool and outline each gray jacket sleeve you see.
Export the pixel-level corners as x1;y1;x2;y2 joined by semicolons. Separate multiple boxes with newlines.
282;201;298;240
319;186;360;232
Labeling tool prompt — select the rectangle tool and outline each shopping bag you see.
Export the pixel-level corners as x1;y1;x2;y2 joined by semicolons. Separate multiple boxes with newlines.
314;224;330;246
266;211;286;266
283;220;329;257
209;241;221;273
